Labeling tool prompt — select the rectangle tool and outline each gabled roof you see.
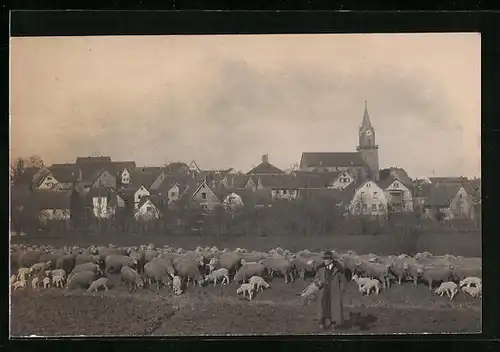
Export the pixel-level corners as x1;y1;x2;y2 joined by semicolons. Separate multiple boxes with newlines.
130;167;163;189
32;190;72;210
429;177;468;185
164;162;190;175
49;164;79;183
225;174;250;188
377;175;412;191
113;161;136;173
300;152;367;169
76;156;112;165
136;195;162;211
379;167;413;189
196;170;229;184
463;178;481;202
424;184;463;207
246;162;285;175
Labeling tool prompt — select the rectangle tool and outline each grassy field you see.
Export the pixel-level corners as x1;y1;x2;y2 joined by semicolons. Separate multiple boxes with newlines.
11;231;482;257
10;276;481;336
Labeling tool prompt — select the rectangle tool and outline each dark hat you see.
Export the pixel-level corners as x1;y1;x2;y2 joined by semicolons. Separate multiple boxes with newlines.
322;251;334;260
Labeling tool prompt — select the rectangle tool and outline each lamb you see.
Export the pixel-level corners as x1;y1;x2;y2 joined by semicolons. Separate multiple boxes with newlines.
172;275;183;295
234;262;266;283
356;261;393;289
13;278;27;290
249;276;270;292
236;283;255;300
42;276;51;288
51;269;66;278
421;265;458;291
459;276;482;288
351;274;373;294
434;281;459;300
17;268;30;281
120;266;144;292
31;276;40;289
362;279;381;296
67;271;97;290
52;274;65;288
205;268;230;287
260;257;294;283
29;261;52;275
87;277;110;292
462;284;482;298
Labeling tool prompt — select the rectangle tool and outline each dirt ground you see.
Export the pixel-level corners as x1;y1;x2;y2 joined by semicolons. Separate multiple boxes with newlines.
10;277;481;337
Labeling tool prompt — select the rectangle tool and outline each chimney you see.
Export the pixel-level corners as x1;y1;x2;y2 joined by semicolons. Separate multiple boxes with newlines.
262;154;269;164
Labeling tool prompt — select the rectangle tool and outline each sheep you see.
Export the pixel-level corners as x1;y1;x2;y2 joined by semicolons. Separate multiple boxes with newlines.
120;266;144;292
174;258;205;288
31;276;40;289
249;276;270;292
434;281;459;300
362;279;381;296
459;276;482;288
29;261;52;276
351;274;373;294
13;278;27;290
105;255;137;275
386;259;410;285
51;269;66;278
87;277;110;292
17;268;30;281
236;283;255;300
67;271;97;290
68;263;101;282
75;254;101;266
421;265;458;291
234;263;266;284
205;268;230;287
291;257;316;280
56;254;76;275
218;252;242;275
356;261;393;289
462;284;482;298
42;276;51;288
144;261;172;290
52;274;65;288
207;257;221;274
18;250;43;268
260;257;294;283
173;275;183;295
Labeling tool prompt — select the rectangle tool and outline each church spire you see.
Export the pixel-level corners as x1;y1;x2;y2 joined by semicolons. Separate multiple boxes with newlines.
360;98;373;132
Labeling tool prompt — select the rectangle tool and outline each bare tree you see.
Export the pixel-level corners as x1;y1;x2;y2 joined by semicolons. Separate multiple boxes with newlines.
26;155;44;168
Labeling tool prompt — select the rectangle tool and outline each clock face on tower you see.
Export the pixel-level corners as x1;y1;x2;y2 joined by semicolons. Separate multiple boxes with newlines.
365;130;372;136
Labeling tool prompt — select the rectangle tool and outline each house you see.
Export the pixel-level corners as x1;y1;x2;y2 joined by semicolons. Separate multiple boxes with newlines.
88;169;117;188
86;187;118;219
342;180;388;216
130;167;163;189
299;101;380;181
133;185;151;210
245;176;259;191
379;176;413;212
246;155;285;176
47;164;79;190
222;174;250;189
326;170;355;190
190;181;223;210
150;175;193;205
423;184;474;220
256;175;302;201
32;191;72;224
379;167;414;190
134;196;161;221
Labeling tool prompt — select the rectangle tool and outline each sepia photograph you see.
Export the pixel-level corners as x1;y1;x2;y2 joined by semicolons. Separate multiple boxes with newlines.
10;33;481;336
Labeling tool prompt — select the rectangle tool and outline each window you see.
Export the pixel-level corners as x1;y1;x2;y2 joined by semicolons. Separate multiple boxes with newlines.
373;192;378;198
138;195;142;200
201;192;207;199
146;206;153;212
371;204;377;212
201;204;208;210
170;192;175;197
393;182;399;188
283;189;288;194
378;204;385;211
366;183;371;188
362;203;368;211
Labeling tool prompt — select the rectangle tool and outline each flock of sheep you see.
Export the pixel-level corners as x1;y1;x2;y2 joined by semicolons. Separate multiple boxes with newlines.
10;243;482;303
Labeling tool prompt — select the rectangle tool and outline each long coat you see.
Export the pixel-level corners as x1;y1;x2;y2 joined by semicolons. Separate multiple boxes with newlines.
315;262;347;324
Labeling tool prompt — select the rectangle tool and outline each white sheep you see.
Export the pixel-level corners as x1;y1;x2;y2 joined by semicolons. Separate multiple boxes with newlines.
205;268;230;287
362;279;381;296
434;281;458;300
249;276;270;292
173;275;183;295
17;268;30;281
52;274;65;288
351;274;372;294
87;277;110;292
13;278;27;290
237;283;255;300
42;276;51;289
462;284;482;298
31;276;40;289
459;276;482;288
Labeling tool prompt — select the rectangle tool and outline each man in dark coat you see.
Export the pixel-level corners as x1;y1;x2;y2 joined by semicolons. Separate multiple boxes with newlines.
314;250;347;329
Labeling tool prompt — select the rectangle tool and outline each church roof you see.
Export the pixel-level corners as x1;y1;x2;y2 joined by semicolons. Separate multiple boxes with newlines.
300;152;367;169
360;100;374;133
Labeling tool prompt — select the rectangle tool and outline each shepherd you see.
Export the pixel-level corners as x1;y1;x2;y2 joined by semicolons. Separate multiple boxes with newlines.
315;250;347;330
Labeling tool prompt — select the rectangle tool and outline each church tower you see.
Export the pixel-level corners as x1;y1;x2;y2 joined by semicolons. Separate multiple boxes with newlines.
356;100;379;181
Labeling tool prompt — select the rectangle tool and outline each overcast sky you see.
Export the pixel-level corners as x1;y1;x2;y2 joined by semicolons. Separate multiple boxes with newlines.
10;33;480;178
